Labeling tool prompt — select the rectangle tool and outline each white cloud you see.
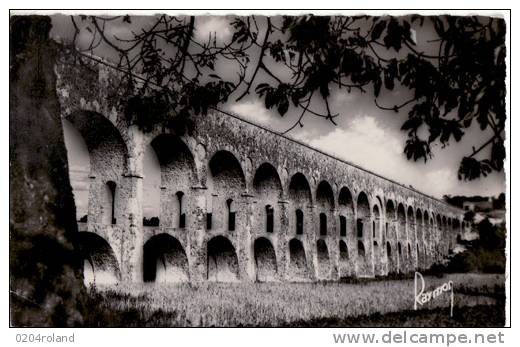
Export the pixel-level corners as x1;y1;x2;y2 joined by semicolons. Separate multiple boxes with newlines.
294;114;454;198
194;16;232;44
225;99;281;129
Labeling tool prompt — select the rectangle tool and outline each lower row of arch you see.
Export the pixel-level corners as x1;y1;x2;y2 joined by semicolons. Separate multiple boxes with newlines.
82;232;433;285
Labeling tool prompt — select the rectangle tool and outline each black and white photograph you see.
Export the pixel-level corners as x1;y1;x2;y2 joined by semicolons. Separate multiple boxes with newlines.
9;8;510;333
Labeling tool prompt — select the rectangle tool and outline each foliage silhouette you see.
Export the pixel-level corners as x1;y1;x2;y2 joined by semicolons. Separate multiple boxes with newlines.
69;14;506;180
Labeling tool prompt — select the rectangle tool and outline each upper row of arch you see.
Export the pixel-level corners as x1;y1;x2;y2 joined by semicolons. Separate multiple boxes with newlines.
66;110;462;225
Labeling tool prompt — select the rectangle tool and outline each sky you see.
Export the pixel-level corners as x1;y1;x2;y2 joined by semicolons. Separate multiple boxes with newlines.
51;14;506;219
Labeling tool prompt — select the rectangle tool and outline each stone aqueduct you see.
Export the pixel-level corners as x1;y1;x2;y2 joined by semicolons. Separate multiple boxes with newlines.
56;52;465;284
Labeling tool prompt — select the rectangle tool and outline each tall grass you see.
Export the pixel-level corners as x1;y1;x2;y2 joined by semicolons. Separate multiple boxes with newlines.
87;273;504;327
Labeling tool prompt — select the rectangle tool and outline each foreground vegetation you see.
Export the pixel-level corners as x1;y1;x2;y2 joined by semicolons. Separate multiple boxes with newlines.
84;273;504;327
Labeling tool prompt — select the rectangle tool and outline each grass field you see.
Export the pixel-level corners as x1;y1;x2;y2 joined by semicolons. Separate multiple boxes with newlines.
85;273;505;327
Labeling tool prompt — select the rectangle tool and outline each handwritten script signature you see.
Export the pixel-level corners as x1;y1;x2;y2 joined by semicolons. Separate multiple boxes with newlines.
414;272;454;317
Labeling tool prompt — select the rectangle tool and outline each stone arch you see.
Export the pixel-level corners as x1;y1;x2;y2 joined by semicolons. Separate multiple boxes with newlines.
407;206;415;229
436;214;442;241
372;205;381;239
253;162;283;198
253;162;283;234
317;180;335;208
207;235;239;282
338;187;354;238
289;173;312;236
289;173;312;204
385;200;396;240
416;208;423;243
372;205;382;274
65;111;128;226
406;206;416;271
253;237;277;281
442;215;448;243
142;140;161;225
62;118;91;222
77;232;120;285
151;134;197;228
288;238;309;280
423;210;431;246
207;150;246;231
416;209;424;267
143;234;189;282
316;180;335;237
356;192;371;275
356;192;370;238
397;203;406;240
316;239;330;279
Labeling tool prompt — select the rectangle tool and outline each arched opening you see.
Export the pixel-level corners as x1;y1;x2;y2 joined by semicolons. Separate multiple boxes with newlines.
208;150;245;232
357;240;365;258
317;180;334;237
77;232;120;285
296;209;304;235
62;118;90;222
407;206;415;228
253;163;282;235
416;209;423;244
397;203;406;239
357;192;370;238
372;204;382;274
253;162;282;197
397;204;406;272
319;213;327;236
102;181;117;225
436;215;442;240
385;200;396;239
64;111;128;226
254;237;277;281
226;199;236;231
338;186;354;238
289;173;312;202
176;191;186;228
316;239;330;279
357;218;364;238
151;134;196;229
143;234;189;282
207;236;239;281
424;210;430;246
289;173;312;238
339;215;347;237
265;205;274;233
142;140;161;227
288;238;308;280
372;205;380;239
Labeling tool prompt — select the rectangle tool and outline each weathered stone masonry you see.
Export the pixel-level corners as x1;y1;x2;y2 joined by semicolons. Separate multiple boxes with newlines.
56;52;466;284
